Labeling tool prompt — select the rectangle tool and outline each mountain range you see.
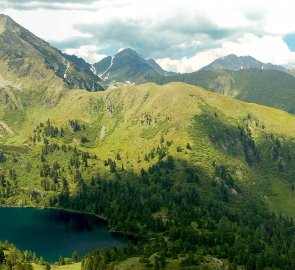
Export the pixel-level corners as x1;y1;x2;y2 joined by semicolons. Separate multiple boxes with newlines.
61;38;295;114
201;54;288;72
2;13;295;270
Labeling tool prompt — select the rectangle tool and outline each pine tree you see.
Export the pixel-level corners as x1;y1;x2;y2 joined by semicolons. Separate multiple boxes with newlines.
72;251;79;262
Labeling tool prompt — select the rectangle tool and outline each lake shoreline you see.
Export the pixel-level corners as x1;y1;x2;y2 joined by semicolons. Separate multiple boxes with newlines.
0;206;128;263
0;204;140;241
0;204;108;221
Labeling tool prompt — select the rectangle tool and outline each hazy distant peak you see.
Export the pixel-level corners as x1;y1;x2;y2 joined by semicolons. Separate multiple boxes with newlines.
116;48;139;56
93;48;175;82
201;54;287;73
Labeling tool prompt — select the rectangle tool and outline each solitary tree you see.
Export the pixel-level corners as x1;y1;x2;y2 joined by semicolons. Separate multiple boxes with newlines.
59;255;65;266
0;248;4;264
72;251;79;262
45;262;51;270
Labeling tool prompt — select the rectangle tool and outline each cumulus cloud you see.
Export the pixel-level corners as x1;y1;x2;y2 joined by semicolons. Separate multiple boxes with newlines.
2;0;295;72
0;0;99;11
65;45;106;63
158;34;295;72
7;0;97;3
73;16;233;60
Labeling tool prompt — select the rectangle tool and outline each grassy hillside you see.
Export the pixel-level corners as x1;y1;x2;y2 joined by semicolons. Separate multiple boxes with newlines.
2;82;295;269
153;69;295;113
2;82;295;216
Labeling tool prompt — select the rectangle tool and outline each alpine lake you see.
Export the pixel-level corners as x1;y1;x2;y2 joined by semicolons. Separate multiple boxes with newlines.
0;207;127;262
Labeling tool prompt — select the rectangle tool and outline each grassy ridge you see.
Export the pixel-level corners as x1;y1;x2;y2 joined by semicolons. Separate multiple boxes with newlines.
2;83;295;269
152;69;295;113
0;82;295;217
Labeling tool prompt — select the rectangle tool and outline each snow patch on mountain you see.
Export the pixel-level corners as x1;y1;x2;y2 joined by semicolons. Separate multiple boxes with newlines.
90;65;97;75
64;62;70;79
99;56;115;79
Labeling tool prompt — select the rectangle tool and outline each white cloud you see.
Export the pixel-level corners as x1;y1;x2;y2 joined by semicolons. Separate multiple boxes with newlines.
157;53;221;73
3;0;295;71
177;41;201;50
3;8;93;41
158;34;295;72
65;45;106;63
222;34;295;65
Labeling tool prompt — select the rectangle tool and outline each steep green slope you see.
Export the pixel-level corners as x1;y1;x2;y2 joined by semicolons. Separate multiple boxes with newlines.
2;83;295;269
153;69;295;113
2;82;295;217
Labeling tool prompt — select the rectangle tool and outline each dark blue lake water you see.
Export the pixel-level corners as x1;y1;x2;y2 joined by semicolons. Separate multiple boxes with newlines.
0;207;126;262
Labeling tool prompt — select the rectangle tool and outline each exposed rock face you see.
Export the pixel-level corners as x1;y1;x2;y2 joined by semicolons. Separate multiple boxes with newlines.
94;48;165;83
0;14;104;92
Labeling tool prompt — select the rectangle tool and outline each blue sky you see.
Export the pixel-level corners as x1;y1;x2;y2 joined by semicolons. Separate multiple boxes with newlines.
284;34;295;52
1;0;295;72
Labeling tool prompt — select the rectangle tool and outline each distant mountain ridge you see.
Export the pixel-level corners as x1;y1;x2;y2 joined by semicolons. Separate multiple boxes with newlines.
2;13;295;116
93;48;176;82
201;54;287;72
